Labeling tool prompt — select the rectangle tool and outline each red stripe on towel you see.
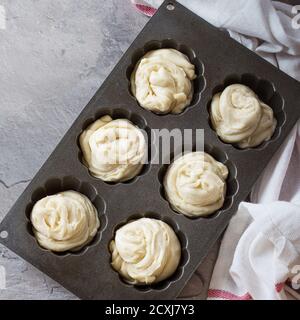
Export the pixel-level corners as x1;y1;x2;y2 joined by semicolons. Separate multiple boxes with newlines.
275;282;285;293
135;4;157;16
208;289;253;300
208;282;285;300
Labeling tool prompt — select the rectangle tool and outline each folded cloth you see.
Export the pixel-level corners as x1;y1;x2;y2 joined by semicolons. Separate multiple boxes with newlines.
209;201;300;300
130;0;300;299
130;0;300;78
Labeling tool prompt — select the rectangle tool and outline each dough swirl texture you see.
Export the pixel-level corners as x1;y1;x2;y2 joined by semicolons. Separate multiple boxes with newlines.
79;116;147;182
131;49;196;114
109;218;181;285
164;152;228;217
30;191;100;252
210;84;277;148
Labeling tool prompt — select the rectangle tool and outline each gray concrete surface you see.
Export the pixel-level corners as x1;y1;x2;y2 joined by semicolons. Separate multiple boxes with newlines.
0;0;218;300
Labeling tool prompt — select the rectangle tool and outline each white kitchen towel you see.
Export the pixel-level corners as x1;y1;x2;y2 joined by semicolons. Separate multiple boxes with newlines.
131;0;300;300
130;0;300;78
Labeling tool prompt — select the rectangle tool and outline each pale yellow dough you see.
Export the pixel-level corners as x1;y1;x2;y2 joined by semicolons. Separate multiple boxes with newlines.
164;152;228;217
30;191;100;252
210;84;277;148
109;218;181;285
131;48;196;114
79;116;147;182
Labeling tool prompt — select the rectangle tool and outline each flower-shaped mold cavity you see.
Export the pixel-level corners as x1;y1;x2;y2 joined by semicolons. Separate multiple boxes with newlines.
109;212;189;292
25;176;107;257
158;144;239;220
77;108;154;185
126;39;206;115
207;74;286;150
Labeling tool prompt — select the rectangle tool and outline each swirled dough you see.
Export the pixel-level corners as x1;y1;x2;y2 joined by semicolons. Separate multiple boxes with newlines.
164;152;228;217
109;218;181;285
79;115;147;182
131;49;196;114
30;191;100;252
210;84;277;148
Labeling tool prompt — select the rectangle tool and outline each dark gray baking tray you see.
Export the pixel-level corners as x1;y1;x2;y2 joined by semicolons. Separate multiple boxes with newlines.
1;0;300;300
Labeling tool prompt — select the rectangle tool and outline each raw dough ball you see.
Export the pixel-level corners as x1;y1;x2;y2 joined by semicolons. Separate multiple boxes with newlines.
110;218;181;285
131;49;196;114
210;84;277;148
31;191;100;252
79;115;147;182
164;152;228;217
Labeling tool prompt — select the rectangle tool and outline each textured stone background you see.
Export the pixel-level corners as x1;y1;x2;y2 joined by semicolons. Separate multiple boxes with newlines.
0;0;220;300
